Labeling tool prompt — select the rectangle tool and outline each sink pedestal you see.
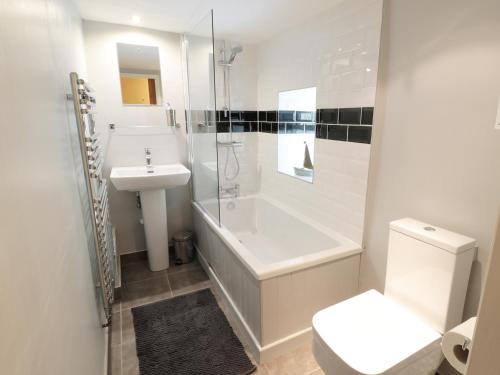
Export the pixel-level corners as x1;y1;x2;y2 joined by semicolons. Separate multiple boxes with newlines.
140;189;168;271
110;163;191;272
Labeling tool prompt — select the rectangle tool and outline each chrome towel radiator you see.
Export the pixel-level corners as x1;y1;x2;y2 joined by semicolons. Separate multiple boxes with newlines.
69;72;116;325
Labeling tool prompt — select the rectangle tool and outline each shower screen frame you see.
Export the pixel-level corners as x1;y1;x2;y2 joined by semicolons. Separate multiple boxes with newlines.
183;10;221;226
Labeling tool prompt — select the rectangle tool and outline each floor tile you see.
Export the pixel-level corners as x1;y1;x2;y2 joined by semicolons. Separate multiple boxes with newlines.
169;267;210;296
112;302;121;314
115;268;324;375
261;344;320;375
121;276;171;309
167;258;204;275
306;369;325;375
121;251;148;265
111;312;121;347
121;260;166;285
110;344;121;375
121;309;135;346
122;342;139;375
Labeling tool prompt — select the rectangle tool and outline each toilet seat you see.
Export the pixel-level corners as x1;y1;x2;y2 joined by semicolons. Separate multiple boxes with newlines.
312;290;443;374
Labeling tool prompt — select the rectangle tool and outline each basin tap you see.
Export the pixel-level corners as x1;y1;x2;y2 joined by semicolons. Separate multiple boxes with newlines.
145;148;153;173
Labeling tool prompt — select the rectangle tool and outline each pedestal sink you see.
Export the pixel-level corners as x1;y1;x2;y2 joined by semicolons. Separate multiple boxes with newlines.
110;164;191;271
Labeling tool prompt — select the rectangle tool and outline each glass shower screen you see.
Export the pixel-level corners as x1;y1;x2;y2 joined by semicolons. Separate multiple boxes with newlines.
184;10;220;224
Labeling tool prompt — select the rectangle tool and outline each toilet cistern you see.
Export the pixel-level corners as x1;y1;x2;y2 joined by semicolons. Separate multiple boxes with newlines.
312;218;477;375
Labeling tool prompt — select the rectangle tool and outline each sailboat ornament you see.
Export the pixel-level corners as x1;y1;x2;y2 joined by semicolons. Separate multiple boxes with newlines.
294;141;314;178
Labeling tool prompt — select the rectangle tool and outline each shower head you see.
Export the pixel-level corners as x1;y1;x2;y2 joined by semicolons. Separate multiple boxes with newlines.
219;45;243;67
228;45;243;63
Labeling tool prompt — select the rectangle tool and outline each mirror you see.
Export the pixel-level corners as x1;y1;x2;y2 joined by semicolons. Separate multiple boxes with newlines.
117;43;162;105
277;87;317;183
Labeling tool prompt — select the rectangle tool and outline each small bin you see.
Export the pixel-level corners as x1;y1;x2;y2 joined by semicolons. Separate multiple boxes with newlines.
173;231;194;264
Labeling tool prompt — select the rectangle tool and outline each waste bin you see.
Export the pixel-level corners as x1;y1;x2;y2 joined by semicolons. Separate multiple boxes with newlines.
173;231;194;264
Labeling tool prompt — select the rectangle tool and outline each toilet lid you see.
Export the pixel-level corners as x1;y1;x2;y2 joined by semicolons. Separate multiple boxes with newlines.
312;290;441;374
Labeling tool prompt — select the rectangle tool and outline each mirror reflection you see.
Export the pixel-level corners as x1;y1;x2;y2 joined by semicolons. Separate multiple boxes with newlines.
116;43;162;105
277;87;317;183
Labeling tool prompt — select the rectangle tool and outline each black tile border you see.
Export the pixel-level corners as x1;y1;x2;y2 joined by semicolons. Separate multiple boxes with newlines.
189;107;374;144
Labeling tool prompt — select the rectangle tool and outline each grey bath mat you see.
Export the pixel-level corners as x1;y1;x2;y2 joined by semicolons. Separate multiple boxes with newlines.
131;288;256;375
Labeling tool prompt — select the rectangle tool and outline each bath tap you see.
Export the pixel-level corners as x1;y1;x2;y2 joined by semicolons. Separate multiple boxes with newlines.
145;148;153;173
219;184;240;199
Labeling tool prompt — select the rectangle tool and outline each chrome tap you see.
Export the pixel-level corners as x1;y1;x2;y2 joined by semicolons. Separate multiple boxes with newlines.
145;148;153;173
219;184;240;199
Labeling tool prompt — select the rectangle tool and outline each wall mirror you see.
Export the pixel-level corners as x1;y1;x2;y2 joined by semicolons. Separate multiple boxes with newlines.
277;87;317;183
117;43;163;105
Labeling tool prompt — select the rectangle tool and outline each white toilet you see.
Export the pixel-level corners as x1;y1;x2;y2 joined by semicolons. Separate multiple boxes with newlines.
312;218;476;375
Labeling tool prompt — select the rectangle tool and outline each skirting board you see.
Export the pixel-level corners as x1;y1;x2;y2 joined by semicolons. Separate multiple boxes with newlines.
196;245;313;364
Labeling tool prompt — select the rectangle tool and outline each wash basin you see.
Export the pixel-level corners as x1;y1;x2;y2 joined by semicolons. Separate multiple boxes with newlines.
110;164;191;192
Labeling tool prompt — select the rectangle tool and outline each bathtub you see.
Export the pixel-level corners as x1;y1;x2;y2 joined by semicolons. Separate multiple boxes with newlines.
192;195;362;363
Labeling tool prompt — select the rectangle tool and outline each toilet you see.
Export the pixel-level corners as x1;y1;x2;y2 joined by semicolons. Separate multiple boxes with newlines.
312;218;476;375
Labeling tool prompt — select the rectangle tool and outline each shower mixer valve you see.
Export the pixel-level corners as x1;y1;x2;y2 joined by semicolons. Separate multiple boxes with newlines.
219;184;240;199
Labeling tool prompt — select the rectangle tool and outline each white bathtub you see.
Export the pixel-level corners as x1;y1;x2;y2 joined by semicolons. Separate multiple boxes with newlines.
193;195;362;362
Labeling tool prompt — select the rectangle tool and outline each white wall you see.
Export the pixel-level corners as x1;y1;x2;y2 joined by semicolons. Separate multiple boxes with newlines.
83;21;191;253
362;0;500;329
0;0;106;374
256;0;382;244
467;214;500;375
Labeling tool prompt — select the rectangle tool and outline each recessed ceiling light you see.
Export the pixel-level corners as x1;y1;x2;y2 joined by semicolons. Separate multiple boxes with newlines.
366;67;372;72
131;15;141;24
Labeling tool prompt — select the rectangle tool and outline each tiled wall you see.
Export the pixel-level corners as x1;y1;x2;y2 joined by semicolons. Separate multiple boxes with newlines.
258;133;371;244
189;0;382;245
212;107;374;145
254;0;382;244
256;0;382;110
216;110;259;133
315;107;373;144
217;132;260;196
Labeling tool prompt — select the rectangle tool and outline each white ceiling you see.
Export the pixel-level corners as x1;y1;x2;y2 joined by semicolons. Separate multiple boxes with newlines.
74;0;343;43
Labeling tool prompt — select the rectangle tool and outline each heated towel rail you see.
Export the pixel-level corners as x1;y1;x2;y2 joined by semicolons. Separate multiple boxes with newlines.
69;72;116;325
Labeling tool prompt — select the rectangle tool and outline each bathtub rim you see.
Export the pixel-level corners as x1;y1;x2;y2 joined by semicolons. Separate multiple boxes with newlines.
192;194;362;281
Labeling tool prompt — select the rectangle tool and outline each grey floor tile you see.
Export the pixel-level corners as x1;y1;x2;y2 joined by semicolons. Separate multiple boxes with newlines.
111;312;121;347
121;251;148;265
122;292;174;310
112;302;121;314
167;258;203;275
111;345;121;375
261;344;320;375
122;342;139;375
121;260;166;285
169;267;210;296
121;276;172;309
305;369;325;375
121;309;135;346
